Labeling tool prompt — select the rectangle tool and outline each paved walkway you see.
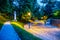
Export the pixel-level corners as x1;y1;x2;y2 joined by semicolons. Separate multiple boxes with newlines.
24;24;60;40
0;21;21;40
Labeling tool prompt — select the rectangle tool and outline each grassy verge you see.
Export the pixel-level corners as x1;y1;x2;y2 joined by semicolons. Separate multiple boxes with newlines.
11;22;42;40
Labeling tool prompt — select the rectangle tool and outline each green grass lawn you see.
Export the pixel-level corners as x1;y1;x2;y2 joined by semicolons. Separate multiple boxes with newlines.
12;22;42;40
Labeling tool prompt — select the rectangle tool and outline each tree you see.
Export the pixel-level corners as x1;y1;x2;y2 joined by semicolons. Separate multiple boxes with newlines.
21;7;31;22
44;0;56;18
52;10;60;19
0;0;14;20
0;0;13;13
17;0;36;22
12;0;19;21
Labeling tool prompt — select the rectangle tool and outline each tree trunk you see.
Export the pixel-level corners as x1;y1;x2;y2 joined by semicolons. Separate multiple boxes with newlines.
14;11;17;21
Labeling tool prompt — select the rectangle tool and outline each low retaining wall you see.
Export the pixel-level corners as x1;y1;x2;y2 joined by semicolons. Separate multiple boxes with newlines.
51;19;60;27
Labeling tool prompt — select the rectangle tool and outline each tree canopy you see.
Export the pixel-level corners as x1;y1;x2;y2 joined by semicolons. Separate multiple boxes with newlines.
0;0;60;22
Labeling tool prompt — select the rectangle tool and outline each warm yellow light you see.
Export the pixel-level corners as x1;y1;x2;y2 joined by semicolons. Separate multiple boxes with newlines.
41;17;43;19
11;22;23;29
28;13;31;16
43;16;47;20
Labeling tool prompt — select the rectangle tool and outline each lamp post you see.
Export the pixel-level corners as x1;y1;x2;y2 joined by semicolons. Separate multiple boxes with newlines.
28;12;31;29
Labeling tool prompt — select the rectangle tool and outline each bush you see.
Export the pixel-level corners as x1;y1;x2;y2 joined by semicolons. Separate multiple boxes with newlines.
0;16;6;23
0;16;6;30
52;10;60;19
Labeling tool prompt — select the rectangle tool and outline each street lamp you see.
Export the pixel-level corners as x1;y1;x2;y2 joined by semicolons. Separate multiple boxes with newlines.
28;12;31;16
27;12;31;29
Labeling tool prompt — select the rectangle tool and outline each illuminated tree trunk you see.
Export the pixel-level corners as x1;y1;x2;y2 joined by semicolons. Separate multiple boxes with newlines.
14;11;17;21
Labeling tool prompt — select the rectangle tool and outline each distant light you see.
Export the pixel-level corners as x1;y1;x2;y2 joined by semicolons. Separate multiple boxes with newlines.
4;21;10;25
28;13;31;16
43;16;47;20
41;17;43;19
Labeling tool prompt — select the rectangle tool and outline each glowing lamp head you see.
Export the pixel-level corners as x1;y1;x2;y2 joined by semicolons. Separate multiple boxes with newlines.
28;13;31;16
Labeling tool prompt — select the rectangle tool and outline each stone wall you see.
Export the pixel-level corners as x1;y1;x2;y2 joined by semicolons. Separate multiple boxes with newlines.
51;19;60;27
